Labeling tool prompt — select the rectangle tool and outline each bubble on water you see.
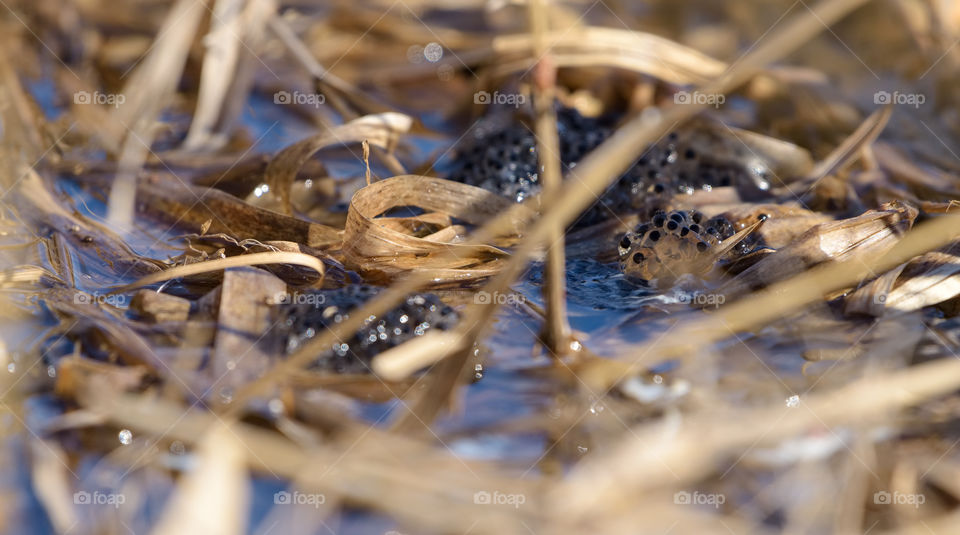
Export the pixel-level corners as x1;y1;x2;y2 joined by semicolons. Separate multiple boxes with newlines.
424;42;443;62
47;366;56;378
169;441;185;455
577;445;589;454
569;340;582;352
118;429;133;445
589;402;604;415
785;395;800;408
225;360;236;371
6;363;14;373
653;375;663;384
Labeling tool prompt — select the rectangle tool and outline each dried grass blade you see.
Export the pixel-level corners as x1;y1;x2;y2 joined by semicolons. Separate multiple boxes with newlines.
110;251;325;294
106;0;207;229
492;27;728;84
183;0;275;152
803;104;892;184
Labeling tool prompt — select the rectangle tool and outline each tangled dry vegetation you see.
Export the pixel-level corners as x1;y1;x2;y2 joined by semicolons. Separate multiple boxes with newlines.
2;0;960;533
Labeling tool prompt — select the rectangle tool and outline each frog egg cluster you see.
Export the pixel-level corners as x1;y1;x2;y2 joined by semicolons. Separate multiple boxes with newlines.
450;106;758;227
277;285;459;374
452;107;608;205
618;210;747;285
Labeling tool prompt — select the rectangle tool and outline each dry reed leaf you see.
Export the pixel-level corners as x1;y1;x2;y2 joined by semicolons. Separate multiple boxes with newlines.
491;27;728;84
15;169;165;279
29;439;77;533
106;0;207;229
845;242;960;316
111;251;325;293
152;423;249;535
709;203;832;249
719;201;918;299
265;112;413;214
874;141;960;199
343;175;534;284
720;125;815;181
372;330;465;381
120;172;343;249
800;104;892;185
183;0;276;152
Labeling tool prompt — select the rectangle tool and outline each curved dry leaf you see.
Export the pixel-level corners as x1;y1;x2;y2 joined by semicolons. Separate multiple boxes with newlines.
111;251;326;293
492;27;728;84
845;242;960;316
342;175;534;284
265;112;413;214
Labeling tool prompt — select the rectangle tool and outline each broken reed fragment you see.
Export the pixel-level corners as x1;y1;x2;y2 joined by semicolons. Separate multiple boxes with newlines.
718;201;918;299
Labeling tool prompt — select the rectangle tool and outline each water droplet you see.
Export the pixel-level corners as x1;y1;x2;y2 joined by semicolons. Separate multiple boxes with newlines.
6;363;14;373
47;366;56;378
785;395;800;408
118;429;133;445
225;360;236;371
653;375;663;384
268;398;285;416
169;441;185;455
577;445;589;454
424;42;443;62
569;340;582;352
